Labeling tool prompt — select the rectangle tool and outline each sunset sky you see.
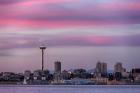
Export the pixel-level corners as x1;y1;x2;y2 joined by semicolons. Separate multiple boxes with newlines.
0;0;140;72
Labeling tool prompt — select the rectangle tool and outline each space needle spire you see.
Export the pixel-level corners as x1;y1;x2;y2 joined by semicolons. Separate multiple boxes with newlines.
40;45;46;71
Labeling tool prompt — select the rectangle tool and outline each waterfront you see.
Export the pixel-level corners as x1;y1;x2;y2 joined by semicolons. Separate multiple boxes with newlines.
0;85;140;93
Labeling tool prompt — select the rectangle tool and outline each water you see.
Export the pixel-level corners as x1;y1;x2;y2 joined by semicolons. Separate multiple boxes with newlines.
0;85;140;93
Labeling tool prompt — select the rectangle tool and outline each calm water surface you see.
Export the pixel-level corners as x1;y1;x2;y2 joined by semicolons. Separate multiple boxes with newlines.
0;85;139;93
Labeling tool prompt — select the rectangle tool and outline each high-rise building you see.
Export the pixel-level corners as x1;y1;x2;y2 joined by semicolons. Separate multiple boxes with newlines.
54;61;62;83
114;62;123;73
96;62;102;73
114;62;127;81
54;61;61;73
95;61;107;75
101;63;107;74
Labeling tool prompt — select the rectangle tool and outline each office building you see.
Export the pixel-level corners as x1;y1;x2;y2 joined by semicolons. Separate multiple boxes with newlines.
96;62;102;73
101;63;107;74
114;62;125;73
54;61;61;73
95;62;107;77
54;61;62;83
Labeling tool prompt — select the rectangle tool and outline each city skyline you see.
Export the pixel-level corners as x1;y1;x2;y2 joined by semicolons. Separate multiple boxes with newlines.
0;59;136;73
0;0;140;72
0;46;139;73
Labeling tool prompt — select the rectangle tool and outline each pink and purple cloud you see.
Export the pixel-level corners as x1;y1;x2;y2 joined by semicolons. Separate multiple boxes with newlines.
0;0;140;28
0;0;140;71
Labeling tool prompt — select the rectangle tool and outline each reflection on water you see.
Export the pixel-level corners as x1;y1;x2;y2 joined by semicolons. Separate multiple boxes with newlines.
0;85;140;93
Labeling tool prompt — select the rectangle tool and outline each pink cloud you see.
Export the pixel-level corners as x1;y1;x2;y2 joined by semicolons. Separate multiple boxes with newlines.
12;0;79;7
1;18;139;29
0;0;140;28
96;3;140;11
0;34;140;50
85;36;112;45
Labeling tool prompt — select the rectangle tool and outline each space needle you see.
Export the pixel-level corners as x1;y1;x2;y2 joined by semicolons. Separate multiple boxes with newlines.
40;45;46;71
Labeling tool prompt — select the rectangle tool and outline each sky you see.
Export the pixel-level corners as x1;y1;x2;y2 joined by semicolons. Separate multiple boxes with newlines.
0;0;140;72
